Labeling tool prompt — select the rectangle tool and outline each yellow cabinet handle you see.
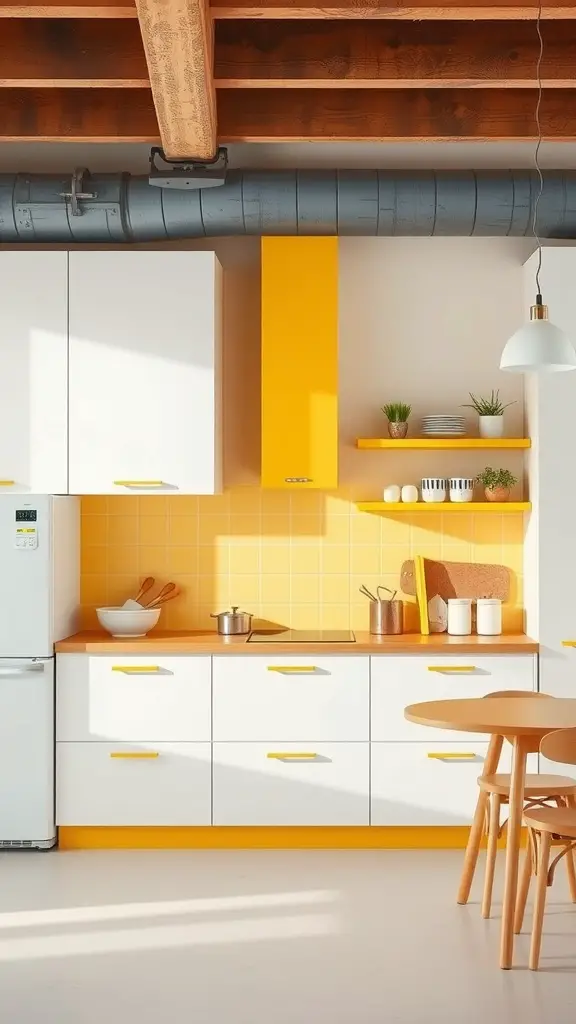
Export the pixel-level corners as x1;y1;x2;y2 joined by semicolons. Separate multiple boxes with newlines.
267;752;317;760
562;641;576;647
427;752;476;760
113;480;165;487
0;480;15;486
110;751;159;759
267;666;317;673
112;665;161;673
427;665;477;673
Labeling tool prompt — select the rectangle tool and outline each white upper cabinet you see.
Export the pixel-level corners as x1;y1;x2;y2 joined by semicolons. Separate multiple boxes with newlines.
0;252;68;493
68;251;222;495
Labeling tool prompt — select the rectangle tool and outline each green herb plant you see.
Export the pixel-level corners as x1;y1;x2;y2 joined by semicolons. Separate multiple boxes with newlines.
382;402;412;423
463;390;516;417
475;467;518;489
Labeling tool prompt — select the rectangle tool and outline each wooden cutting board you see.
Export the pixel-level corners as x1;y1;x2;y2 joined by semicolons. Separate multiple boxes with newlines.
401;558;511;602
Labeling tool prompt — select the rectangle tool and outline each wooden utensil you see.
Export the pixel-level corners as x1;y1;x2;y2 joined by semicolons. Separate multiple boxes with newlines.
145;582;178;609
122;576;155;610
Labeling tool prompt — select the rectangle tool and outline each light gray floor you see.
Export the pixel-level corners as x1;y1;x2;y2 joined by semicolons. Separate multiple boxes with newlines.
0;849;575;1023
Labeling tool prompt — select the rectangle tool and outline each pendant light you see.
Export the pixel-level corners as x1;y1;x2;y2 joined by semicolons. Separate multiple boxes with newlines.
500;1;576;373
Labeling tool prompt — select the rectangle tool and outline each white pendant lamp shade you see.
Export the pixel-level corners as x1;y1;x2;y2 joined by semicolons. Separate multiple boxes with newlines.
500;302;576;373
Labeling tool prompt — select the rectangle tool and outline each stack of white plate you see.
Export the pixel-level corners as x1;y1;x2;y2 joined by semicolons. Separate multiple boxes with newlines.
421;414;466;437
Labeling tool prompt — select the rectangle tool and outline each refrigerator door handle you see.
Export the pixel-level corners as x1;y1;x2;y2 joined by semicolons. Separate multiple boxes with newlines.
0;664;45;675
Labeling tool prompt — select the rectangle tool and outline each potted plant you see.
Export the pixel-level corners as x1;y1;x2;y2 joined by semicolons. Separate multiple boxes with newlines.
382;401;412;440
476;466;518;503
463;390;516;438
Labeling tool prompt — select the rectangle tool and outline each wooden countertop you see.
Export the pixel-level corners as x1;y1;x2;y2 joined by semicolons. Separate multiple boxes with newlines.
55;631;538;655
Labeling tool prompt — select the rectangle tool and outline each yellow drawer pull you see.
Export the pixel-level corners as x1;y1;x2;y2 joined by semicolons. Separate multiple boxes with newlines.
427;665;477;673
0;480;15;486
267;752;317;760
113;480;164;487
110;751;159;759
267;666;317;673
562;641;576;647
111;665;161;673
427;752;477;760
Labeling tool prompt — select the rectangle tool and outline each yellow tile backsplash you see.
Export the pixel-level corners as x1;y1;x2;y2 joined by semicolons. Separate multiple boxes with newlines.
80;491;525;633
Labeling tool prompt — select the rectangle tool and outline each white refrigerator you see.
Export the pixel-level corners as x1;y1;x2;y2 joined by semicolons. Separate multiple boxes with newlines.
0;495;79;849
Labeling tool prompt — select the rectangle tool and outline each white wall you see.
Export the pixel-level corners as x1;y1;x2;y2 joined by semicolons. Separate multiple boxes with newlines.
338;237;531;497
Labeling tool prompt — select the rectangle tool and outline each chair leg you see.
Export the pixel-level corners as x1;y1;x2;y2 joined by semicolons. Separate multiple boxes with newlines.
564;795;576;903
457;733;503;905
514;837;533;934
482;793;501;919
529;830;552;971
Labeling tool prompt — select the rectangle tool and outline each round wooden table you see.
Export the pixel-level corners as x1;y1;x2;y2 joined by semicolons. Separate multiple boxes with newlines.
405;697;576;969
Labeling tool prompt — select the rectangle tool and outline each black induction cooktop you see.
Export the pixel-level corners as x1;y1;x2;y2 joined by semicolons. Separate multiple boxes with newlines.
248;629;356;643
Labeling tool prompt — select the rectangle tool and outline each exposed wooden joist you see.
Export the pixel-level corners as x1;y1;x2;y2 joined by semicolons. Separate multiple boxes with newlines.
218;88;576;140
134;0;216;158
211;0;576;18
0;0;136;15
214;21;576;88
2;0;576;16
2;87;576;141
0;20;148;87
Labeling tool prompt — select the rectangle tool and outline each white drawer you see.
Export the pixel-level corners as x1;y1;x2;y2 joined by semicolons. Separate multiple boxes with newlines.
213;655;369;741
57;654;211;742
56;742;211;825
213;742;369;825
371;654;536;742
371;742;538;826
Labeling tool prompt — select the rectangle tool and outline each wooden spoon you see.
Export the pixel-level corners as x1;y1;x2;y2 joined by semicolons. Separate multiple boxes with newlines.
145;582;178;609
123;576;155;609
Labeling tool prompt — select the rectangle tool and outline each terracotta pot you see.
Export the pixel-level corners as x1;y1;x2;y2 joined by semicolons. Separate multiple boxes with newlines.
388;421;408;439
485;486;510;503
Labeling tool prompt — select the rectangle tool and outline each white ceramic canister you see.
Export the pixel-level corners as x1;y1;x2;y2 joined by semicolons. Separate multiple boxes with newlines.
449;477;474;503
401;484;419;503
421;478;447;503
476;598;502;636
383;484;401;502
447;598;472;636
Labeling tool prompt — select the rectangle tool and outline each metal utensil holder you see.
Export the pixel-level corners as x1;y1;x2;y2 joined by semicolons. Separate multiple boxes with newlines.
370;600;404;635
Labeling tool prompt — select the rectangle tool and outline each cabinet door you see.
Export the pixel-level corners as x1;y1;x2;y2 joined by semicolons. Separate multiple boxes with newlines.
213;743;369;825
68;251;221;495
0;252;68;493
261;237;338;489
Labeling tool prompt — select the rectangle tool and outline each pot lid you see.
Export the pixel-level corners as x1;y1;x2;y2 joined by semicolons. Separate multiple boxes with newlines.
212;606;250;616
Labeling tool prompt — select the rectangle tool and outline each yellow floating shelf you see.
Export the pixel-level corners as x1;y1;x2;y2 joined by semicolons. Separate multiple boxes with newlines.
357;502;531;514
356;438;531;450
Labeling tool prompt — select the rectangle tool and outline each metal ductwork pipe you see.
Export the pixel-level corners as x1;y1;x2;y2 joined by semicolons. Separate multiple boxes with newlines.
2;169;576;242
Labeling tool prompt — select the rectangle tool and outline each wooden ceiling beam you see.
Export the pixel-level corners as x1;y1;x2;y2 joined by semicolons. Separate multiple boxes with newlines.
214;20;576;88
0;20;148;87
135;0;217;158
2;86;576;141
211;0;576;19
2;0;576;16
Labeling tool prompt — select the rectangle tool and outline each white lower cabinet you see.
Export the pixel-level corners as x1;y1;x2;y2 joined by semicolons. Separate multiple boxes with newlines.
371;742;538;826
213;743;369;826
56;742;211;826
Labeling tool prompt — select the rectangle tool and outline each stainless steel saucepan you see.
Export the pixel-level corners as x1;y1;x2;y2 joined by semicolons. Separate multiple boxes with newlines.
211;606;253;635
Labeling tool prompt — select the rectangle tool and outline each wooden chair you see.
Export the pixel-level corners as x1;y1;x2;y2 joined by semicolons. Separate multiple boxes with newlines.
516;728;576;970
458;690;576;919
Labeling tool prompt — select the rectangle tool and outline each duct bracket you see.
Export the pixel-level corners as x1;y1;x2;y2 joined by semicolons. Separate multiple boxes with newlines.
59;167;97;216
148;147;228;190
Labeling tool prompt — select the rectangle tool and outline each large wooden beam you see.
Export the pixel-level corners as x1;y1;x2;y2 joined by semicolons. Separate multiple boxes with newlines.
218;88;576;140
211;0;576;18
135;0;216;158
2;86;576;141
0;20;148;86
2;0;576;15
215;21;576;88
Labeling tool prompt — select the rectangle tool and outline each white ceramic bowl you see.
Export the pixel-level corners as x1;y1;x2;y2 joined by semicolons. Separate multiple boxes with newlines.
96;606;161;637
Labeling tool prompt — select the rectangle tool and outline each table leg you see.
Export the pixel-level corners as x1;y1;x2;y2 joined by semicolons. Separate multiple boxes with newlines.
457;732;504;905
500;735;528;970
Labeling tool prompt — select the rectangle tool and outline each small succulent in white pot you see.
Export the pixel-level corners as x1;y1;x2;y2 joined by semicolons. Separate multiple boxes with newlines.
463;390;516;438
476;466;518;503
382;401;412;439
